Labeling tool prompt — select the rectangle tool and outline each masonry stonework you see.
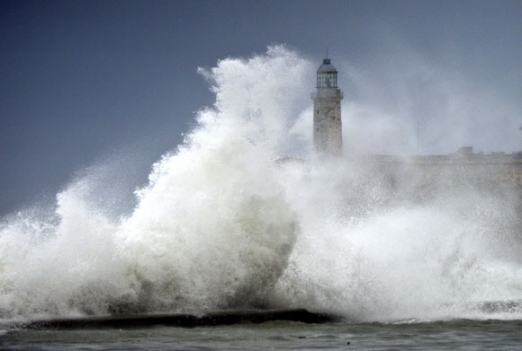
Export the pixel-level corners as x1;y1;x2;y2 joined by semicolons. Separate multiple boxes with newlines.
312;59;343;157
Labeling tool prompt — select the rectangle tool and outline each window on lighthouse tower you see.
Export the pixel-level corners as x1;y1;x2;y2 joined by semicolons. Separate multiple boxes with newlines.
317;72;337;88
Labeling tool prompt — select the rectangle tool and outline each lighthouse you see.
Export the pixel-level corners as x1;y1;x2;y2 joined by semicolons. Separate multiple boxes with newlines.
312;58;343;157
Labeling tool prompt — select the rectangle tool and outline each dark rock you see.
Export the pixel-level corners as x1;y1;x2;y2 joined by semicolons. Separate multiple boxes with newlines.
5;308;341;330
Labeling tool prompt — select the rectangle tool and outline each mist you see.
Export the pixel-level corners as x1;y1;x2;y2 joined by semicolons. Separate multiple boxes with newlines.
0;47;521;323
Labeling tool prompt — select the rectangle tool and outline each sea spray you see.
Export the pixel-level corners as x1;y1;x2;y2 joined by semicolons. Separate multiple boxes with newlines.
111;46;311;312
0;185;124;318
1;46;522;322
115;138;298;312
272;156;522;321
0;46;309;319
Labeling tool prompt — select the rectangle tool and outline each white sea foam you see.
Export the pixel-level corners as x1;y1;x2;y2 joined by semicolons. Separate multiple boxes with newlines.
0;46;521;322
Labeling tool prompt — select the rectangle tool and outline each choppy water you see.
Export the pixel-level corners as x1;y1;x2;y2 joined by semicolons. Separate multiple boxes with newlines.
2;320;522;350
1;45;521;344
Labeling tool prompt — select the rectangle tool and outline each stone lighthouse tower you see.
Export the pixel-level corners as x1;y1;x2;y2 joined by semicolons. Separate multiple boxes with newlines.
312;58;343;156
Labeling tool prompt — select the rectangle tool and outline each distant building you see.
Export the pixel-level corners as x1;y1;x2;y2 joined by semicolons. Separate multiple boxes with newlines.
312;59;343;157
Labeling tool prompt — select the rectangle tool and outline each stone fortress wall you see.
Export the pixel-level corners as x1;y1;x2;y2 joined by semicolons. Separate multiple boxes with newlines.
376;147;522;187
371;146;522;210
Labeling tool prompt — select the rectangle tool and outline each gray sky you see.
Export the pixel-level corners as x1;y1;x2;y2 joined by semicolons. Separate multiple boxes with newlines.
1;0;522;216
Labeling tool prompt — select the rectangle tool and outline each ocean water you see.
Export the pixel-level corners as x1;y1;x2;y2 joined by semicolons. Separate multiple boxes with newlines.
2;320;522;350
1;46;521;349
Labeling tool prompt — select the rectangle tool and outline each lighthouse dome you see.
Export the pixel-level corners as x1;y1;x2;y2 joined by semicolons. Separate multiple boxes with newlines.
317;59;337;73
316;59;338;88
